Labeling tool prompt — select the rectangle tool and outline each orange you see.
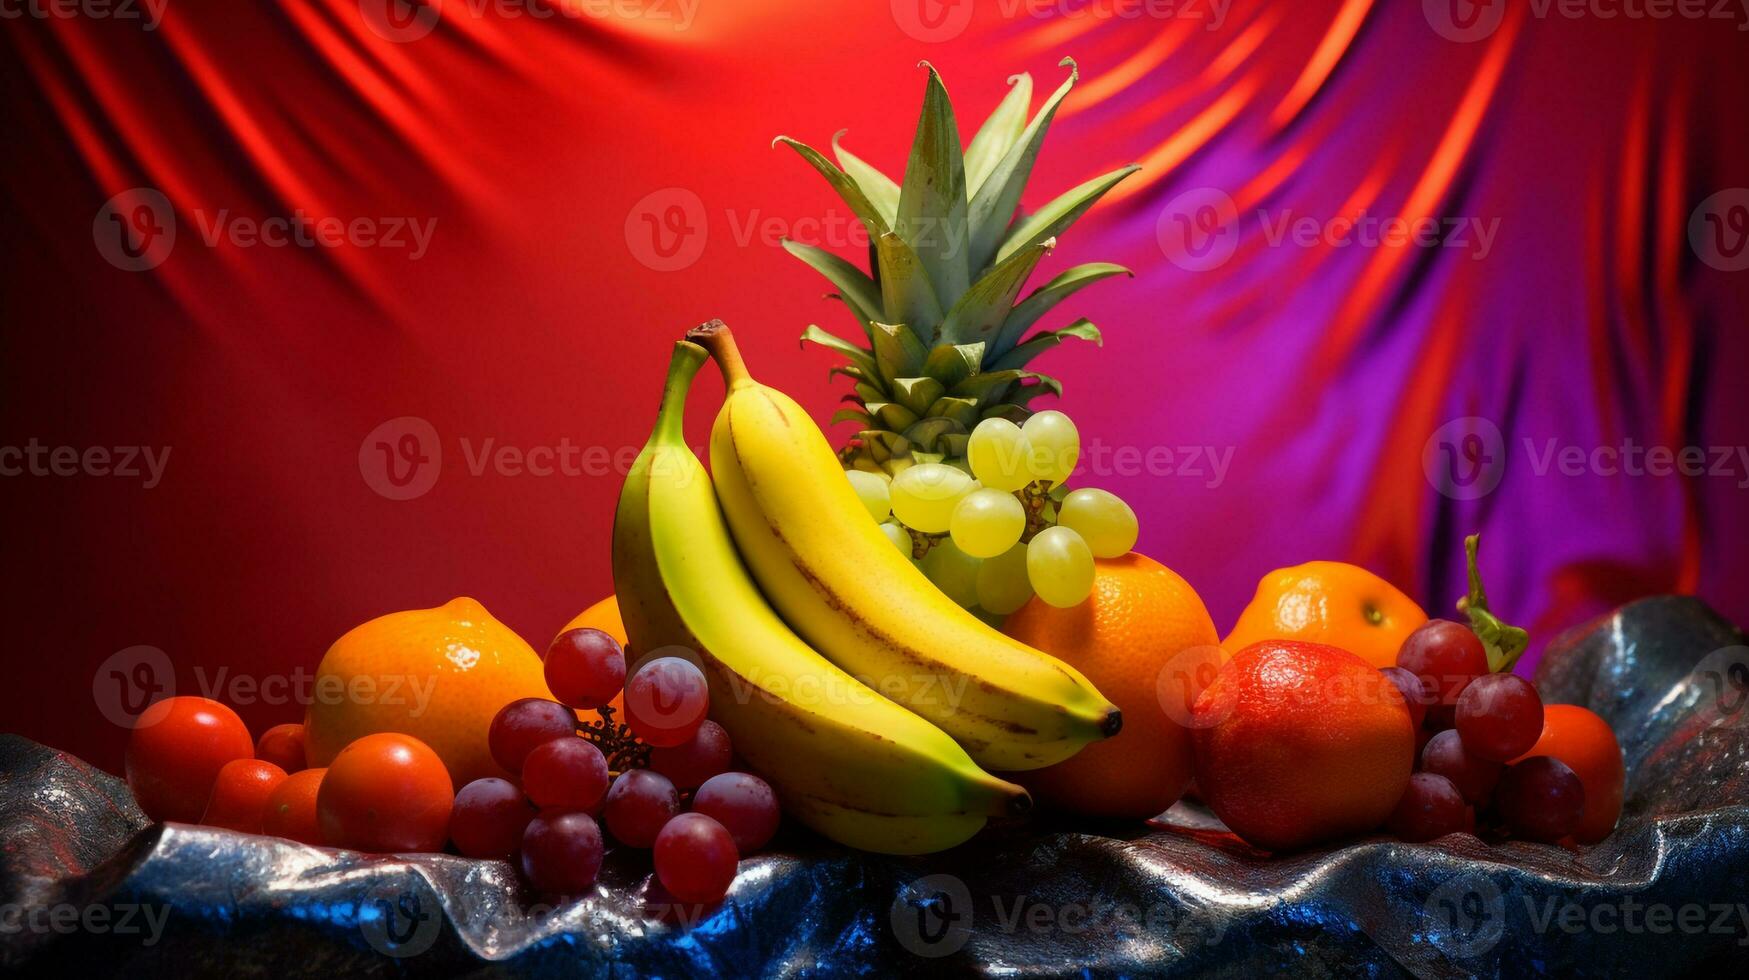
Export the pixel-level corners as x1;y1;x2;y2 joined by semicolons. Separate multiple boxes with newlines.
1003;553;1220;819
1223;561;1427;669
1512;704;1624;844
304;597;555;789
1192;639;1415;851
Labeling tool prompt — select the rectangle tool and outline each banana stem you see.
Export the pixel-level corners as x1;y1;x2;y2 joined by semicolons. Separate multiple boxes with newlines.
686;319;754;388
655;341;710;444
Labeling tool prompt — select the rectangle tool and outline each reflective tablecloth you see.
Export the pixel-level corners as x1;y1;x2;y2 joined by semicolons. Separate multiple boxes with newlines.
3;597;1746;977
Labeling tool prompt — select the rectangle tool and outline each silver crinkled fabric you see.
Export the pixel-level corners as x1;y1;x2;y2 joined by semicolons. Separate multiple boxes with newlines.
2;596;1746;977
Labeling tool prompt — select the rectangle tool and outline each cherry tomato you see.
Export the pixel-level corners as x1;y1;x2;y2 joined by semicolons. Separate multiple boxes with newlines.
125;696;255;823
200;759;288;834
317;733;454;852
255;722;308;773
262;768;327;845
1512;703;1625;844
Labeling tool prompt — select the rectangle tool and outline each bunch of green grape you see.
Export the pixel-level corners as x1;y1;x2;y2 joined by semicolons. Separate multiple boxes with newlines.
844;411;1139;616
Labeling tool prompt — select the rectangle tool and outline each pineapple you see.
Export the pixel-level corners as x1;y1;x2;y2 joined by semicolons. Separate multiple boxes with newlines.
777;58;1137;475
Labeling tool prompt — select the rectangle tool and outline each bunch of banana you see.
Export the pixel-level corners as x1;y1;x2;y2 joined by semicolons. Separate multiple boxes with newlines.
613;340;1030;854
686;321;1121;772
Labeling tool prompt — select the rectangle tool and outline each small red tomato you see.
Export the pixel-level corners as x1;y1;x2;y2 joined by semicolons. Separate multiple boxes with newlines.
255;723;307;773
317;733;454;853
125;696;255;823
200;759;288;834
1511;704;1625;844
262;768;327;845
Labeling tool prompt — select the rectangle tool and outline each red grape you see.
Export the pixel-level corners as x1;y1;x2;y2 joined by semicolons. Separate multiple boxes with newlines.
520;737;609;811
1395;620;1489;728
1386;772;1469;842
1455;673;1545;762
690;772;780;853
650;720;733;790
1421;729;1502;805
1495;756;1586;843
520;810;604;894
546;628;627;710
449;777;536;859
624;657;710;748
1379;667;1429;730
489;698;577;774
603;769;680;847
653;812;738;904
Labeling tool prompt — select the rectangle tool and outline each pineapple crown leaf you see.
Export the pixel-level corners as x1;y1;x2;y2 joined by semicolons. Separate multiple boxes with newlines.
781;59;1133;457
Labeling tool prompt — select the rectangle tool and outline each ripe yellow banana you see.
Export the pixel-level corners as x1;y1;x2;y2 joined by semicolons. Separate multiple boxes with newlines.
687;321;1121;771
613;339;1029;855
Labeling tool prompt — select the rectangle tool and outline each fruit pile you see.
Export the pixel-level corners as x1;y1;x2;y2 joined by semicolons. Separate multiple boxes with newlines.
1186;536;1625;853
123;621;778;905
849;410;1140;613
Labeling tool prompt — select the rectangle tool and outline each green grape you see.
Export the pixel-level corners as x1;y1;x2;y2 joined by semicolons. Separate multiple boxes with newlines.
1022;410;1080;486
949;488;1025;558
921;539;982;609
966;419;1034;492
1026;526;1094;608
889;463;975;534
975;542;1034;615
1057;488;1138;558
844;470;891;522
879;520;913;558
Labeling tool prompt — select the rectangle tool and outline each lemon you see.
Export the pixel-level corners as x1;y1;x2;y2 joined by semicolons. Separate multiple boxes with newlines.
304;597;554;788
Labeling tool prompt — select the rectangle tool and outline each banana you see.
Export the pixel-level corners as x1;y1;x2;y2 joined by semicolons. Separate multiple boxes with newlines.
686;321;1122;771
613;339;1029;855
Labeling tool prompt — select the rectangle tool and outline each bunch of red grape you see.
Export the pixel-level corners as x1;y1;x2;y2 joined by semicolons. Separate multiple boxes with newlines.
457;628;780;903
1380;621;1586;844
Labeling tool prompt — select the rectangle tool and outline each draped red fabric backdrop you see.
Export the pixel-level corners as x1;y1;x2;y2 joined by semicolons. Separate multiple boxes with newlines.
4;1;1747;773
